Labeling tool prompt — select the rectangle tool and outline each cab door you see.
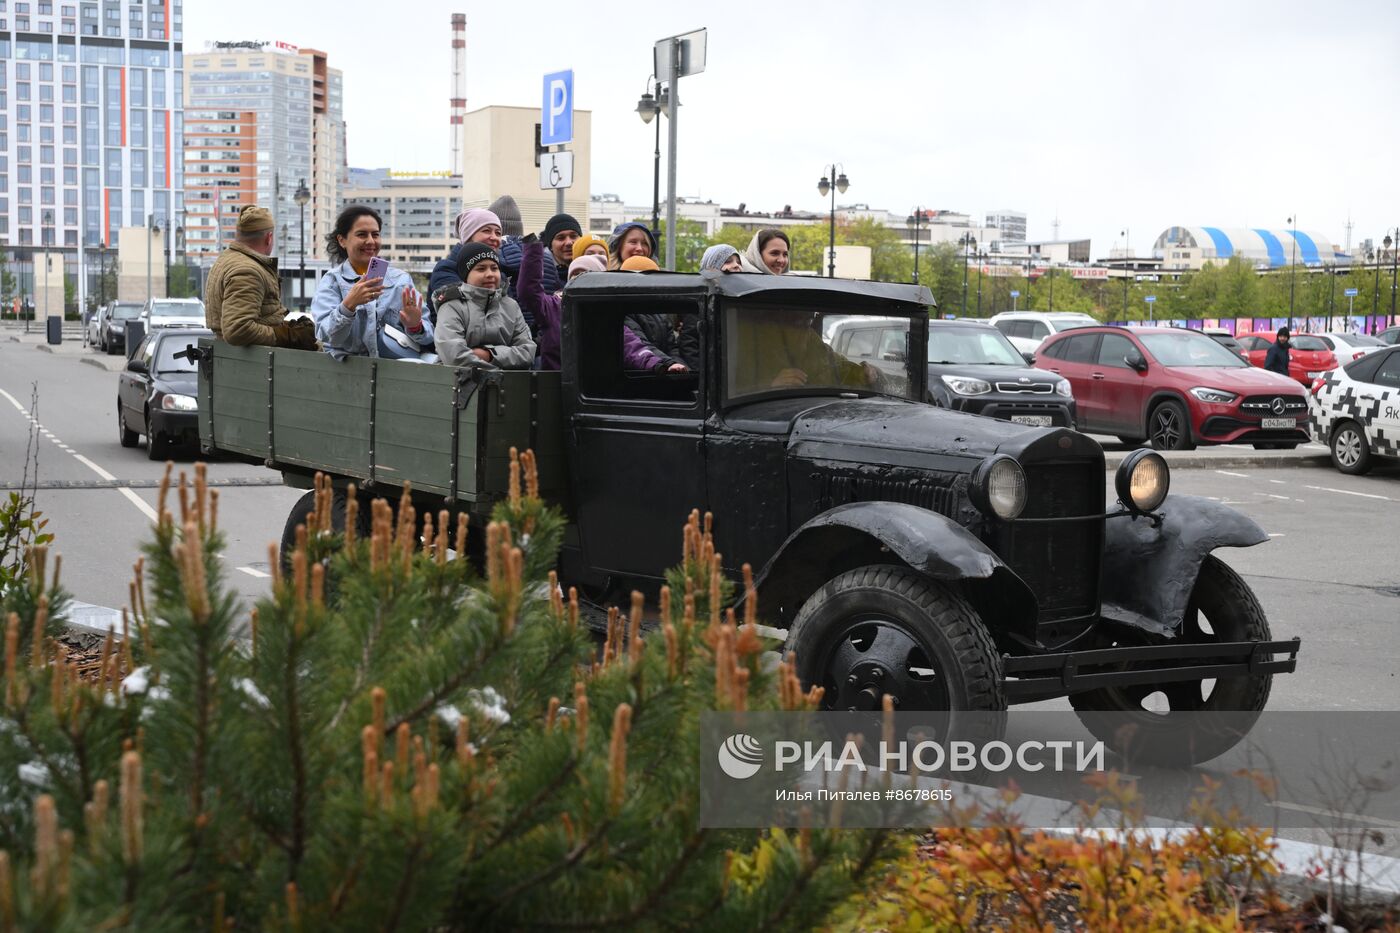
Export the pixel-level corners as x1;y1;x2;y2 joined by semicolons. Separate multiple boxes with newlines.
564;298;708;583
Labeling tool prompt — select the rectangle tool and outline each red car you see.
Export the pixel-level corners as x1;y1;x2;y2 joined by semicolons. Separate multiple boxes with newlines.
1036;326;1310;450
1236;331;1337;386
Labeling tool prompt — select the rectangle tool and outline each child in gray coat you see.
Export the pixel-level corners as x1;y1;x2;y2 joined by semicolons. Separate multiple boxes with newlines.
432;243;536;369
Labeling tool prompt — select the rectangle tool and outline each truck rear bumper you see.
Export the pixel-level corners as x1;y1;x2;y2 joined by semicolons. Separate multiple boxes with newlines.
1001;637;1301;704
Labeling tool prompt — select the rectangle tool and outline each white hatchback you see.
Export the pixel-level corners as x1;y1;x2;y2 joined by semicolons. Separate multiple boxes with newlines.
1315;331;1387;365
989;311;1100;356
1308;346;1400;474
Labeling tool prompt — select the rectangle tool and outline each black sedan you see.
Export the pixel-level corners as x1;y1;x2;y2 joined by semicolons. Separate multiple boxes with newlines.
103;302;145;354
117;327;210;459
925;320;1077;427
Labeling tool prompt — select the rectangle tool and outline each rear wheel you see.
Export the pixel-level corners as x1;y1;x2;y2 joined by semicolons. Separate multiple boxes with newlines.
1330;421;1372;475
1148;400;1195;451
1252;442;1299;450
278;488;371;577
1070;556;1273;766
145;415;167;461
117;406;138;447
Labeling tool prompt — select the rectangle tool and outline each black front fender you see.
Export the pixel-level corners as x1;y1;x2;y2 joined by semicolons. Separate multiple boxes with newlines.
754;502;1039;636
1101;494;1268;638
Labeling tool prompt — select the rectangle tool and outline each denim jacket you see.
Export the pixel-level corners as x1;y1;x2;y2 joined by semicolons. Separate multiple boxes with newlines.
312;260;435;361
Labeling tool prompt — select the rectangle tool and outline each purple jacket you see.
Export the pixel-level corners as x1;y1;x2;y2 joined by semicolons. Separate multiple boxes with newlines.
518;238;674;372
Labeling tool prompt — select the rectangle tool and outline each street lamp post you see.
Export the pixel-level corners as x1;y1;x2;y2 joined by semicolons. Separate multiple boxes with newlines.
976;249;985;315
635;81;668;242
146;214;156;305
1391;225;1399;320
294;179;311;310
1287;215;1298;329
959;234;975;315
1120;229;1130;321
907;209;923;285
99;240;106;307
1373;239;1386;321
817;165;848;278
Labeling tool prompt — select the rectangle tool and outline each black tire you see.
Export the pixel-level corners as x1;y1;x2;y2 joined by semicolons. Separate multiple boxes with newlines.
787;565;1006;765
278;488;371;576
145;414;166;461
1329;421;1372;475
1148;399;1195;451
118;406;139;448
1070;556;1273;767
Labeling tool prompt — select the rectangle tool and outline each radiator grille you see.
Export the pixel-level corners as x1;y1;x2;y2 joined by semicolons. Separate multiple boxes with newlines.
995;462;1101;622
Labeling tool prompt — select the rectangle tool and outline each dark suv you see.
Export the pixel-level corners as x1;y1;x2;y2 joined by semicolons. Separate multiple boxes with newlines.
828;317;1075;428
1038;326;1310;450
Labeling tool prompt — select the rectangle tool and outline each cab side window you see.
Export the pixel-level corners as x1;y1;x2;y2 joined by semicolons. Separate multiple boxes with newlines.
1097;333;1136;368
576;299;702;407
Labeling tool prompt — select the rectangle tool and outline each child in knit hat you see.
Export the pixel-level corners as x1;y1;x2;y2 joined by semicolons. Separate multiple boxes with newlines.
433;243;536;370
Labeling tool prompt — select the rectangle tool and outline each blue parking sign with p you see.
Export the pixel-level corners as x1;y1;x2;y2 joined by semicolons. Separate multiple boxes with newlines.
541;70;574;146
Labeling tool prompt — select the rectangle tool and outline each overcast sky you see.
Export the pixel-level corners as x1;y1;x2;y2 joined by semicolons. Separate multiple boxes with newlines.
187;0;1400;259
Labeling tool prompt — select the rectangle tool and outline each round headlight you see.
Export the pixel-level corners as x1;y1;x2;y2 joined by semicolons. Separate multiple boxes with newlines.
1115;449;1170;513
970;456;1027;520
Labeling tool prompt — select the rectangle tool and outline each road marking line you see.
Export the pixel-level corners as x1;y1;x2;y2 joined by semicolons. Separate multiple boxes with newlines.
1272;799;1400;830
1304;485;1394;501
237;566;271;579
1265;494;1290;500
1268;533;1285;537
0;385;160;523
1269;479;1285;484
72;455;158;521
1215;470;1249;478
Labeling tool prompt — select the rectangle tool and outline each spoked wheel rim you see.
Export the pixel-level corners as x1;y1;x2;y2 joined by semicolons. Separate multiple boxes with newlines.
1334;428;1362;467
1151;407;1183;449
816;617;951;713
1099;607;1228;715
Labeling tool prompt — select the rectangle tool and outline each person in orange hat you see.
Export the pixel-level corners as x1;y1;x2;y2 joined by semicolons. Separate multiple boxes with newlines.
571;234;609;261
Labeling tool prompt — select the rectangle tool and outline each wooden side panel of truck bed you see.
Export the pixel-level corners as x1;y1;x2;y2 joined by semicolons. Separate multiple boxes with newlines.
197;341;566;507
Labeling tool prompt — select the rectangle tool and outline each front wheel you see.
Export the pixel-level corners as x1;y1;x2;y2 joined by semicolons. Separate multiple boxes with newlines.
787;565;1005;722
1070;555;1273;766
118;407;138;448
278;488;371;576
1330;421;1372;475
1148;399;1196;451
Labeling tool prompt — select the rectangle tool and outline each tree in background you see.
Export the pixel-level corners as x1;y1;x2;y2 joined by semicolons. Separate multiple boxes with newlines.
0;253;17;317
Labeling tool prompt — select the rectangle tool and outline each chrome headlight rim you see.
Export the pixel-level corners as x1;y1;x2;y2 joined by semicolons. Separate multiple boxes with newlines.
1115;448;1170;514
969;455;1028;521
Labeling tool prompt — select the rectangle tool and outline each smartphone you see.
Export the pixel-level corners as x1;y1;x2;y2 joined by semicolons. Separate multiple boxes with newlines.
365;256;391;281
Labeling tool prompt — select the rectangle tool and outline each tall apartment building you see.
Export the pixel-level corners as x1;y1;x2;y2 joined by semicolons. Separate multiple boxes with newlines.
0;0;184;306
184;41;345;269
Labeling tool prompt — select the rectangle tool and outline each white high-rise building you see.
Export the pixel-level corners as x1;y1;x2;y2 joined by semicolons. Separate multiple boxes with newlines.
0;0;185;309
985;209;1028;244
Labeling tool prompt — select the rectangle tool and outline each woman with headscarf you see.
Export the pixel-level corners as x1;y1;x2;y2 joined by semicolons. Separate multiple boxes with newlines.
701;243;742;272
740;228;791;275
608;222;658;270
428;208;505;323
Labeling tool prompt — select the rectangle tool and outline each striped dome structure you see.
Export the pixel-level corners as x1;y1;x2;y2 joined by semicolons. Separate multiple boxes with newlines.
1153;226;1340;267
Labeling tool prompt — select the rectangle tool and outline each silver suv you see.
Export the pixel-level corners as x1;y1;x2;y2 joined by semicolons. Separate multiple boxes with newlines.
989;311;1100;356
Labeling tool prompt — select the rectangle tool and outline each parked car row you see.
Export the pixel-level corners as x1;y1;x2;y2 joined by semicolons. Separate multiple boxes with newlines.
84;298;206;356
1309;345;1400;474
116;326;211;459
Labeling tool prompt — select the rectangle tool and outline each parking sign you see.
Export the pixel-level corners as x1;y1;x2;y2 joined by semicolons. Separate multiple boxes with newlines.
541;70;574;146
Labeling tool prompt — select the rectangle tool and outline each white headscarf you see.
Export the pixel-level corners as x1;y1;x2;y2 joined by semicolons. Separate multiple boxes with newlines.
741;230;789;274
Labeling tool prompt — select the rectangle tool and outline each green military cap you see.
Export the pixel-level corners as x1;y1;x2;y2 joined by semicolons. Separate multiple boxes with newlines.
237;205;274;235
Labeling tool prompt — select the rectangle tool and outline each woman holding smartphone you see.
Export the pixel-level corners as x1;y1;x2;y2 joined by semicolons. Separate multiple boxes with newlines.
313;205;435;361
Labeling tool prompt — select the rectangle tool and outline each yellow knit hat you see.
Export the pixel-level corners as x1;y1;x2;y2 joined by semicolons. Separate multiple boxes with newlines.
571;234;609;261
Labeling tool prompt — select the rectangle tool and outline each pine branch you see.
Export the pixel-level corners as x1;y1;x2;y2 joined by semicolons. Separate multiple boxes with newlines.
534;829;711;930
385;638;506;735
283;620;308;879
326;603;388;733
479;756;579;856
381;841;422;933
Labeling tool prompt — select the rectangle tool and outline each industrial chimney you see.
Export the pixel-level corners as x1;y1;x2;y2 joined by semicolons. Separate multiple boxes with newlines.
450;14;466;175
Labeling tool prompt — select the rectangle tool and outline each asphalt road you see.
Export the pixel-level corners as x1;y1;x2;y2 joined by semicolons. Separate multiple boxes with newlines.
3;335;1398;711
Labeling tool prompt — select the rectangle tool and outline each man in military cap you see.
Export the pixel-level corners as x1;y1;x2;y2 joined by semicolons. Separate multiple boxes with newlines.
204;205;318;349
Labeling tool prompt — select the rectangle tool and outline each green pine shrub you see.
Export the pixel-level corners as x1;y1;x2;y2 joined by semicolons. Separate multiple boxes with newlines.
0;454;898;930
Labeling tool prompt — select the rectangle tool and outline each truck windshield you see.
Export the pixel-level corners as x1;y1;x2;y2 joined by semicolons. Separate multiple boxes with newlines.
725;305;916;402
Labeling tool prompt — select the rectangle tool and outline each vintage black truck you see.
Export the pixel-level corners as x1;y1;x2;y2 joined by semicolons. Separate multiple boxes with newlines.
195;271;1300;764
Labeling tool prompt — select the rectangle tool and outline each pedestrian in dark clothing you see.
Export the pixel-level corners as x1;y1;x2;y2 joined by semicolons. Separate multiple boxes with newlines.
1264;327;1291;376
427;208;505;324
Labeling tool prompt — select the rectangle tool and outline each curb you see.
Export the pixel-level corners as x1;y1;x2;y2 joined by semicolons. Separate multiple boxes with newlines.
80;356;118;372
35;344;53;354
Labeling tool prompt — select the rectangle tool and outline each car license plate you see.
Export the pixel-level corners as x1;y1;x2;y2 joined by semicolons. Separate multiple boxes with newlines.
1010;415;1052;426
1261;417;1295;429
1306;371;1324;379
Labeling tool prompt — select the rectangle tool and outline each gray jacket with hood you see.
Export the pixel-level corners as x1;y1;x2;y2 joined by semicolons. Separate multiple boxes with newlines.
433;282;537;370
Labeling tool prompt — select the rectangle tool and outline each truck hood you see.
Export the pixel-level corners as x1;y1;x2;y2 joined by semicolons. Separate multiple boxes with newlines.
786;397;1066;465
